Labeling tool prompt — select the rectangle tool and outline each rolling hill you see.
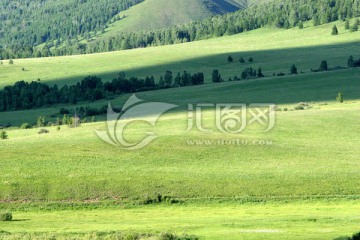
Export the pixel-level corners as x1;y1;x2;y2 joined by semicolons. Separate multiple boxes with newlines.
102;0;249;34
1;2;360;239
0;20;359;90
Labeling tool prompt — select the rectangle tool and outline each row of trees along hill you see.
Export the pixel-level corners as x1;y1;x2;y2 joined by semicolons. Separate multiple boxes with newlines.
0;71;204;112
0;0;359;59
2;54;359;112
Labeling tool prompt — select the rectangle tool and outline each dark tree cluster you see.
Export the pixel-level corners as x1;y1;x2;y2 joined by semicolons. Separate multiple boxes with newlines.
1;0;359;59
348;55;360;67
0;71;204;112
239;67;264;80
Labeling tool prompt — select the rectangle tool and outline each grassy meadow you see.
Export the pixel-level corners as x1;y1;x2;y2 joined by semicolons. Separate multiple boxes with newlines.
99;0;272;35
103;0;216;34
1;202;360;240
1;19;360;239
0;20;359;89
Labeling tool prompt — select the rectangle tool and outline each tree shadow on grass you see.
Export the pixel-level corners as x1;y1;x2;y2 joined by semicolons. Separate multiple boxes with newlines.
10;219;30;222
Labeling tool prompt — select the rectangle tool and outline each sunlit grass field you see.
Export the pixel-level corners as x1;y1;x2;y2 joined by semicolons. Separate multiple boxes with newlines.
1;71;360;239
1;19;360;239
1;202;360;240
1;83;360;201
0;20;359;89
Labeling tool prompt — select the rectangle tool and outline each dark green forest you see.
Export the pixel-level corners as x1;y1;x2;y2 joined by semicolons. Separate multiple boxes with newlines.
0;0;143;58
0;0;359;59
0;71;206;111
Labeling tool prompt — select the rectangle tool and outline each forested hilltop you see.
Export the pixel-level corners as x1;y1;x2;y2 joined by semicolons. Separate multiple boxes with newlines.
0;0;359;59
0;0;143;57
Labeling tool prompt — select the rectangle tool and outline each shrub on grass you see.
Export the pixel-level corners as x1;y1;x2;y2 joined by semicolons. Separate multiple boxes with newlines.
298;21;304;29
345;20;350;30
350;22;358;32
290;64;298;74
347;56;354;68
294;105;305;110
20;123;30;129
241;67;257;79
212;69;223;83
0;212;12;221
336;92;344;103
227;55;233;63
319;60;328;71
0;131;8;139
37;116;46;128
331;25;339;35
257;67;264;78
38;129;49;134
294;102;311;111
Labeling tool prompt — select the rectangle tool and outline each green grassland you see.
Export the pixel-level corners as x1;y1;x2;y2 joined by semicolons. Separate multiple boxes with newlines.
1;202;360;239
0;20;359;89
101;0;256;35
1;72;360;239
101;0;270;35
1;76;360;200
1;19;360;239
103;0;218;34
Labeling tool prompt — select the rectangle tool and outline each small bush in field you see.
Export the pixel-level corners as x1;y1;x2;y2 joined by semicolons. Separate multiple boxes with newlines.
38;129;49;134
0;212;12;221
20;123;30;129
336;92;344;103
0;131;8;139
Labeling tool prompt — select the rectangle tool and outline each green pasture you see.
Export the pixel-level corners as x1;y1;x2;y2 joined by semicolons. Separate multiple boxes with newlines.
0;20;359;89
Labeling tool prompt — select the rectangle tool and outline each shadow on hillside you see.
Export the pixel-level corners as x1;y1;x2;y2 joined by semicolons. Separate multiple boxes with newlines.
40;40;360;87
1;41;360;125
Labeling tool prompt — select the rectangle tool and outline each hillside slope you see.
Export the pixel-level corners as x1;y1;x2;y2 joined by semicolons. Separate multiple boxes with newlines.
0;0;143;47
103;0;248;34
0;20;359;89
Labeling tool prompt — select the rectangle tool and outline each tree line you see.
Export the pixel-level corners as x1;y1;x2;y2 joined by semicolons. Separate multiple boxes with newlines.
0;71;204;112
2;53;359;112
0;0;359;59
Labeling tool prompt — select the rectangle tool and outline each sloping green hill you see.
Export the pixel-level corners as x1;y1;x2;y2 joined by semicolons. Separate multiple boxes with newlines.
103;0;248;34
1;20;359;90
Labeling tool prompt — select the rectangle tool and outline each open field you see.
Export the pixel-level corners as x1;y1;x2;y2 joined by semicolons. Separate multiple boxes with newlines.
0;20;359;89
1;19;360;239
1;77;360;201
1;202;360;240
1;66;359;127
